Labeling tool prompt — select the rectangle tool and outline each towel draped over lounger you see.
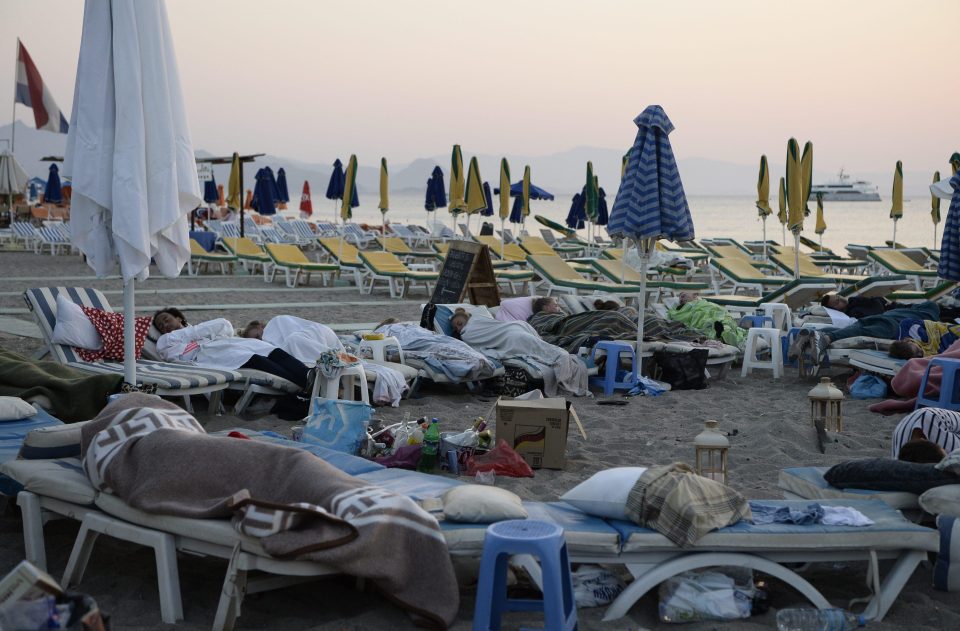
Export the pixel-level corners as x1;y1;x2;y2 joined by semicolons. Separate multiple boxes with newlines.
80;394;458;628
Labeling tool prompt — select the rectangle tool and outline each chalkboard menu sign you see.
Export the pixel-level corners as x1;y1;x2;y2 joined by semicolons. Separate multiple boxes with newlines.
427;240;500;308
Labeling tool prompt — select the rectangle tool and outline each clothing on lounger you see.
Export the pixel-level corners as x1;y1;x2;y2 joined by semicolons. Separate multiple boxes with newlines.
821;301;941;342
891;407;960;459
527;309;703;354
240;349;309;389
375;322;498;382
667;299;747;349
897;319;960;357
459;314;589;396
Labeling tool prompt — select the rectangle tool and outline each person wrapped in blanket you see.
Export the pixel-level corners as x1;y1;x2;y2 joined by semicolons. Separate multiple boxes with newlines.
892;407;959;463
241;315;408;407
374;319;499;382
888;318;960;360
666;292;748;350
526;297;708;354
450;308;590;397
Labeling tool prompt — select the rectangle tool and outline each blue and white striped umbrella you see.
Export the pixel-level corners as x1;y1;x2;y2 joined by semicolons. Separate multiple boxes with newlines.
937;172;960;281
607;105;694;243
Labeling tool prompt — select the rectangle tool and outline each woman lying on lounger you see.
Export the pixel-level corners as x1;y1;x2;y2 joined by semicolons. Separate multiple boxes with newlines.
374;319;498;382
153;308;310;391
450;308;589;396
242;315;408;407
526;297;707;354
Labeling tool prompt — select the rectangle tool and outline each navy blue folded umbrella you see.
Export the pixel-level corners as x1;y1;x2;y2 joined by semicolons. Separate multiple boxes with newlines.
276;168;290;204
252;167;277;216
326;159;344;200
203;172;218;204
44;164;63;204
29;182;37;202
597;187;609;226
481;181;494;217
425;166;446;212
509;196;524;224
494;181;555;201
566;192;586;230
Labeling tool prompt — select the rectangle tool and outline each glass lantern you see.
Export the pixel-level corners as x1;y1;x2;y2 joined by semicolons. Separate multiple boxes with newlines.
808;377;844;432
694;420;729;484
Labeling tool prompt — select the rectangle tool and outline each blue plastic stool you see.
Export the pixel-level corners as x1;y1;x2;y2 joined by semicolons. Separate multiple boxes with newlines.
588;340;638;396
473;520;578;631
915;357;960;410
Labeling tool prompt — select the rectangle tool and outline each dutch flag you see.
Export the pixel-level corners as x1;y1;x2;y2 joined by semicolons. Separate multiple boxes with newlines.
15;39;69;134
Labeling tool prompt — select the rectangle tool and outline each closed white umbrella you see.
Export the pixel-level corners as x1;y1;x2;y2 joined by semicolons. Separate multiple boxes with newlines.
65;0;201;385
0;150;29;216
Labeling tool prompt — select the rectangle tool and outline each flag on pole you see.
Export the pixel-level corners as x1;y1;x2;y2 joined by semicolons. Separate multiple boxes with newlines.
14;40;69;133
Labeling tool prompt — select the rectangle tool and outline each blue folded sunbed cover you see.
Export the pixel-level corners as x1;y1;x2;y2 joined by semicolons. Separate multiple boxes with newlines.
0;407;63;496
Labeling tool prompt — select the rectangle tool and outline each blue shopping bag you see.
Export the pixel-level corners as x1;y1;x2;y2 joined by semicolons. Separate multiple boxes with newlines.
303;397;373;455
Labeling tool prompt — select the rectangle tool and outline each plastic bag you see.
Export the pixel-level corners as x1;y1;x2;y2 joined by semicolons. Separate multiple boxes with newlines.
658;568;754;623
849;373;887;399
303;397;373;455
465;439;534;478
374;443;422;469
572;565;625;608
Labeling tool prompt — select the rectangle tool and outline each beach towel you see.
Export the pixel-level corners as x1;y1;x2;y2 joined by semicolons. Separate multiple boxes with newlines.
667;300;747;350
80;394;458;628
459;314;589;396
625;462;752;547
528;309;703;354
869;339;960;414
0;347;122;422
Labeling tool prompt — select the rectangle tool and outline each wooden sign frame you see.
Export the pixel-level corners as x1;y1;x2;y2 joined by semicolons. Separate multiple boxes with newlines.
428;240;501;307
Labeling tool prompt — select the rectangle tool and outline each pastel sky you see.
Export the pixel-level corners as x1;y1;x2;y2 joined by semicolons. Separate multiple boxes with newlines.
2;0;957;173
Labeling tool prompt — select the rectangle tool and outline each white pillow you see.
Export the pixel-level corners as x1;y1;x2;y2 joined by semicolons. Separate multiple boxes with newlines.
920;485;960;516
0;396;37;421
560;467;648;520
442;485;528;523
51;294;103;350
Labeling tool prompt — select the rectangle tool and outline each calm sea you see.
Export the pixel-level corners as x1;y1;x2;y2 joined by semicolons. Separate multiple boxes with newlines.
319;192;944;255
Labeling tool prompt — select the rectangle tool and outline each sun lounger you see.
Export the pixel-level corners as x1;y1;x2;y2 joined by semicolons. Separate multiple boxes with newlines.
433;241;514;270
778;467;921;511
376;236;440;261
799;235;836;255
263;243;339;287
357;251;438;298
10;221;39;248
340;223;376;248
883;242;935;267
837;274;912;298
0;407;63;496
34;225;70;255
703;278;836;312
527;254;647;299
708;256;791;294
187;239;236;276
886;280;960;303
868;249;938;289
847;348;907;376
24;287;239;413
222;236;271;274
473;235;527;266
766;250;875;286
588;258;710;299
519;235;583;258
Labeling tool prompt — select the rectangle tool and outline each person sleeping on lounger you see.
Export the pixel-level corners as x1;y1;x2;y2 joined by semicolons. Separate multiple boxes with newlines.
450;308;589;396
821;293;960;322
666;292;748;350
887;318;960;359
153;308;311;392
892;407;959;462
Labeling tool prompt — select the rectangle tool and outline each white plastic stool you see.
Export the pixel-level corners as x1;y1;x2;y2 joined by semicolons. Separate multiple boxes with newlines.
760;303;792;334
741;327;782;378
310;363;370;404
357;336;404;363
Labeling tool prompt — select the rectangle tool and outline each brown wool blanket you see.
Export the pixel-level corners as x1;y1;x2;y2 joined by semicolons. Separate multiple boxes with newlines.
80;394;458;628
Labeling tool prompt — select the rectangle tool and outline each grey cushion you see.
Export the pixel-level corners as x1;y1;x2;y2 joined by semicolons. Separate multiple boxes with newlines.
825;459;960;494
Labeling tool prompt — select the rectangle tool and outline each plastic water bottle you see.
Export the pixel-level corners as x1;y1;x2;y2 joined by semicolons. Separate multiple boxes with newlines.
776;608;866;631
417;418;440;472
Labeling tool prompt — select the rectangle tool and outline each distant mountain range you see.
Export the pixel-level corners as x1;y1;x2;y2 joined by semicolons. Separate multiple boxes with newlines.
1;121;941;199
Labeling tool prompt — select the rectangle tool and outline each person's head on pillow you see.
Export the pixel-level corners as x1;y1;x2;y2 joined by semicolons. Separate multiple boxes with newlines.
153;308;188;335
375;317;398;331
594;299;620;311
241;320;265;339
531;297;561;315
820;293;848;312
678;292;700;307
889;339;924;360
898;439;947;464
450;308;472;337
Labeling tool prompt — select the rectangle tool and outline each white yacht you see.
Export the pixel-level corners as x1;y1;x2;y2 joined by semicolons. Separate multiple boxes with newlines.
810;168;881;201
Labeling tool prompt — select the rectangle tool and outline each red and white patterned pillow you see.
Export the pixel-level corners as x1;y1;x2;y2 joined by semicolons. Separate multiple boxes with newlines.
76;307;151;363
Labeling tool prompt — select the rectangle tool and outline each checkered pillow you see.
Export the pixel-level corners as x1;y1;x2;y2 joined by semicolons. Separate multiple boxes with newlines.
75;307;151;362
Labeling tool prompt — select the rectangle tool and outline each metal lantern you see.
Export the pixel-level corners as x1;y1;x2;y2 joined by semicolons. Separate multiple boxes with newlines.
694;420;729;484
808;377;844;432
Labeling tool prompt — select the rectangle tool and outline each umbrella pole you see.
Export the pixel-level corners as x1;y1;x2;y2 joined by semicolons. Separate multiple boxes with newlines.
892;220;897;249
123;280;136;386
239;167;245;238
935;225;938;250
621;239;627;283
636;238;649;378
500;219;505;259
762;217;767;261
793;231;801;279
782;224;786;247
382;211;387;250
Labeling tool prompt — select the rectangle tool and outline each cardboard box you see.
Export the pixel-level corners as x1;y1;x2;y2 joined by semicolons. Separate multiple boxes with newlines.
495;396;583;469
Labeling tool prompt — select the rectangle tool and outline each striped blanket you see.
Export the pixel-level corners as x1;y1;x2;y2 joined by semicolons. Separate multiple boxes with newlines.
625;462;752;547
80;394;458;628
528;309;704;354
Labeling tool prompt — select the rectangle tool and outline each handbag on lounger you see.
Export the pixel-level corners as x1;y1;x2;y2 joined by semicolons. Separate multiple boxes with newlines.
652;348;709;391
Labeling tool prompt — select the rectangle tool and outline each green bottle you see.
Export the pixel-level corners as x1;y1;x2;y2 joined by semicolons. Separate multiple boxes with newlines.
417;418;440;472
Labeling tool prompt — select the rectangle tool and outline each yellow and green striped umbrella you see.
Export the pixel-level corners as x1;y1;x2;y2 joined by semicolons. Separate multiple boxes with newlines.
499;158;511;220
378;157;389;249
777;177;787;226
933;170;942;247
449;145;465;216
521;165;531;222
890;160;903;247
464;156;485;215
756;155;772;217
226;152;241;210
786;139;804;232
951;152;960;176
341;154;357;222
814;194;826;235
585;161;599;223
621;151;629;181
801;142;814;217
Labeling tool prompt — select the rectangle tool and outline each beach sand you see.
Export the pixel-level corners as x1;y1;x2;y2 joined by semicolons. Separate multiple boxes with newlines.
1;251;959;630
